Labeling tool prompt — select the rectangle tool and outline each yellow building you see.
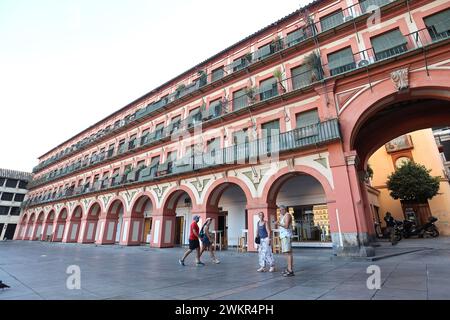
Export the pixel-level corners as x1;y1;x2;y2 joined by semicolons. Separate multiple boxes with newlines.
368;129;450;236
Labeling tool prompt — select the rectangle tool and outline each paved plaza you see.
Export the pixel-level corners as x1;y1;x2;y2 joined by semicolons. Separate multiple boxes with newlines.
0;238;449;300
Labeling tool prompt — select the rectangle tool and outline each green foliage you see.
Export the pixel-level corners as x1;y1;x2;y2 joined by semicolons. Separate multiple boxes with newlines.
386;161;440;203
365;164;374;181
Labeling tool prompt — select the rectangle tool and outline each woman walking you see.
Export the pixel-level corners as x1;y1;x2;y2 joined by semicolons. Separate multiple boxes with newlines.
256;211;275;272
199;218;220;264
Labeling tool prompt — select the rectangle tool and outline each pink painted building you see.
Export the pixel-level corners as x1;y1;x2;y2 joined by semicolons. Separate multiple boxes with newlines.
16;0;450;256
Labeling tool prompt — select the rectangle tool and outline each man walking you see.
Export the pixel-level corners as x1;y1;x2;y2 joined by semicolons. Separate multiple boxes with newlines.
179;215;205;266
276;205;294;277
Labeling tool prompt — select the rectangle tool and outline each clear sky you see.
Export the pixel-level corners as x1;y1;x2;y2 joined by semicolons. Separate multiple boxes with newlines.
0;0;310;172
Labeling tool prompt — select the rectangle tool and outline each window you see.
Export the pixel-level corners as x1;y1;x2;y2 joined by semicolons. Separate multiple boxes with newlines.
0;206;9;215
137;160;145;169
1;192;14;201
14;193;25;202
231;56;249;72
232;88;248;111
261;120;280;153
425;9;450;41
207;138;220;156
211;67;224;82
187;108;202;128
129;134;137;149
361;0;391;12
166;152;176;173
255;43;273;60
5;179;18;188
0;178;5;186
10;207;20;215
208;99;223;119
371;29;407;61
291;65;312;90
140;129;150;145
327;47;356;75
296;109;319;128
286;28;306;47
233;129;249;145
118;139;126;153
320;10;344;32
154;123;164;139
169;116;181;134
259;77;278;100
18;180;28;189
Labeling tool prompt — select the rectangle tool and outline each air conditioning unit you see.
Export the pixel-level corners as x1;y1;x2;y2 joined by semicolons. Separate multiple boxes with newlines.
358;59;369;67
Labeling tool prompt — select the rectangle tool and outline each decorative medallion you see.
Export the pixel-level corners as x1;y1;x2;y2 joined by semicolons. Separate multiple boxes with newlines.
390;68;409;91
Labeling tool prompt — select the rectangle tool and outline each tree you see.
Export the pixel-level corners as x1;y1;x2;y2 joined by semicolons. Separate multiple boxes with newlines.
386;161;440;203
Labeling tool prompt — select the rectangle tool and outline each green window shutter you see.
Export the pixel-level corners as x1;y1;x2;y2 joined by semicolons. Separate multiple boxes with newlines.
327;47;354;70
262;120;280;136
260;77;277;91
359;0;391;13
296;109;319;128
320;10;344;32
211;68;224;82
424;9;450;34
286;29;305;46
291;64;311;89
371;29;407;53
232;88;247;111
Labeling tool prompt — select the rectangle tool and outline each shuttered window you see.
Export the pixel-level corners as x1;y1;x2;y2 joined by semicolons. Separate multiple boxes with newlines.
259;77;278;100
232;88;247;111
291;64;312;90
327;47;356;75
211;67;225;82
359;0;391;13
262;120;280;137
424;9;450;41
320;10;344;32
286;28;306;47
296;110;319;128
371;29;407;60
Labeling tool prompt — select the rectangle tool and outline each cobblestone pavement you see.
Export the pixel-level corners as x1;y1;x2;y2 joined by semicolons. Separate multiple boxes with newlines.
0;238;449;300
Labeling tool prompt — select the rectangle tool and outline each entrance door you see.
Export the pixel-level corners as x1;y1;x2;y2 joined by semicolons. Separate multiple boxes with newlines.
175;216;184;246
142;218;152;243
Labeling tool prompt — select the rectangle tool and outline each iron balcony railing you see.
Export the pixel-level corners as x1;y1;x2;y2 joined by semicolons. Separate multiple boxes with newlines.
31;0;407;175
23;119;340;207
27;25;450;189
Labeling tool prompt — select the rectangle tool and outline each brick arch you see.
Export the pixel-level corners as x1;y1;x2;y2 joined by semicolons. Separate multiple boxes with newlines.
105;196;126;218
45;210;56;223
20;213;29;225
57;207;69;221
161;184;199;214
36;211;45;222
129;191;157;218
339;69;450;167
69;205;83;221
261;165;335;207
86;200;104;219
201;176;254;211
28;212;36;224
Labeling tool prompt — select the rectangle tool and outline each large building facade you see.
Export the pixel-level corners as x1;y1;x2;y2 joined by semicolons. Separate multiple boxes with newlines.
16;0;450;256
1;169;32;240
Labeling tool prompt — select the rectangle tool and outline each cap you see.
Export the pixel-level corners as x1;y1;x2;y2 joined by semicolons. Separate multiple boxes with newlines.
193;215;200;221
278;205;287;210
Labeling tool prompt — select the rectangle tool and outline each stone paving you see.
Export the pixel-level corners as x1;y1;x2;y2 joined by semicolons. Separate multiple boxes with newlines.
0;238;449;300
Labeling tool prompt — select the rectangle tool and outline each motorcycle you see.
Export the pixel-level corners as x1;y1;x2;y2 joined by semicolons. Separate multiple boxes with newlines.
392;220;403;244
403;216;439;238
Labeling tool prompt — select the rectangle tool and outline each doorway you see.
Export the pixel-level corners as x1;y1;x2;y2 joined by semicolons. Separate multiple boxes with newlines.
175;216;184;246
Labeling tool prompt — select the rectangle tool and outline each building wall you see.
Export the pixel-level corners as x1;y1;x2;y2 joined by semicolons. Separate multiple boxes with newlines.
368;129;450;235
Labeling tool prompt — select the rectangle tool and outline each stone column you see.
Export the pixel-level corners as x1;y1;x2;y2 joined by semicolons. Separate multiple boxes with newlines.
150;214;176;248
119;216;143;246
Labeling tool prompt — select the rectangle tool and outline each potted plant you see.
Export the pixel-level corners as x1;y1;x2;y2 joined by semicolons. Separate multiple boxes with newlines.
245;86;257;104
273;68;286;93
303;50;324;82
245;52;253;64
197;70;207;87
271;35;283;52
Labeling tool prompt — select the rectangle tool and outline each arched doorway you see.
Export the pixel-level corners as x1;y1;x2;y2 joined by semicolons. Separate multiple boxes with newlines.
17;213;28;240
156;187;196;248
268;173;331;247
103;199;125;244
204;181;251;249
130;195;154;245
32;211;45;241
42;210;55;241
81;202;101;243
53;208;68;242
26;213;35;240
65;206;82;243
349;97;450;238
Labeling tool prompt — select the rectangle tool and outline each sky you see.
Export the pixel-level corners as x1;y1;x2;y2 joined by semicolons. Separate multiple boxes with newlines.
0;0;311;173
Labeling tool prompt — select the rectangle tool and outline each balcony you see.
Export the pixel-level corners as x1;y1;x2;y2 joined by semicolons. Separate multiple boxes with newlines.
25;119;340;207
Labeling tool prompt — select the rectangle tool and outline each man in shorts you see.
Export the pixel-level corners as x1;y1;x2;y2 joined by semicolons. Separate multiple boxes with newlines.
179;215;205;266
276;205;294;277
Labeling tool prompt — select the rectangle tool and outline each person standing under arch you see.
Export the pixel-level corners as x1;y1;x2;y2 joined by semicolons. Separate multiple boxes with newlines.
199;218;220;264
256;211;275;272
276;205;294;277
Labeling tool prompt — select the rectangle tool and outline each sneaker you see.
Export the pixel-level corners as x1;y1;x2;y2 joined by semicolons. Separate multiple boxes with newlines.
257;267;266;272
178;259;185;266
269;267;275;273
282;270;295;277
196;261;205;266
213;259;220;264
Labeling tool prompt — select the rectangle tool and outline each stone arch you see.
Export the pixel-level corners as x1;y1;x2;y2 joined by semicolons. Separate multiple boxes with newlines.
69;205;83;221
129;192;157;218
202;176;254;211
57;207;69;221
261;165;335;207
45;210;56;223
105;196;127;218
86;200;104;218
161;185;199;214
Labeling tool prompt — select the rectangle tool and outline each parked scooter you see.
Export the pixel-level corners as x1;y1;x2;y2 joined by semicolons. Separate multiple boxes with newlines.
403;216;439;238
